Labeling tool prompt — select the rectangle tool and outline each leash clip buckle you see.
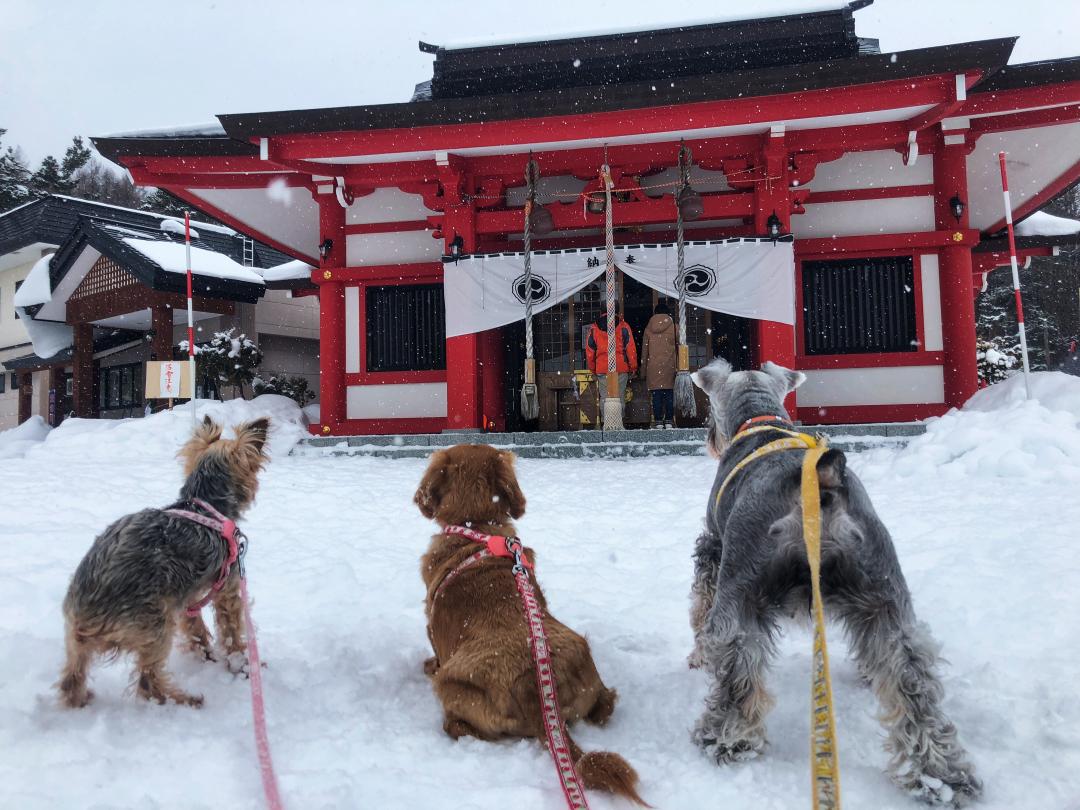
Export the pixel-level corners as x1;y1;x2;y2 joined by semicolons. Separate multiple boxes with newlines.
506;536;527;575
236;531;249;579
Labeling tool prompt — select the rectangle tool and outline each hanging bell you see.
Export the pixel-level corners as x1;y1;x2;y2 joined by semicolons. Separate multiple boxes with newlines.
529;203;555;236
677;184;704;221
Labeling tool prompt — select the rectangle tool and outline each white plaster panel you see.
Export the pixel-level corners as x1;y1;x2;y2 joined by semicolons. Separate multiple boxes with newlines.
344;286;360;373
807;149;933;192
345;187;436;224
188;187;319;260
346;383;447;419
919;254;943;352
346;231;441;266
792;196;935;238
964;122;1080;230
798;365;945;407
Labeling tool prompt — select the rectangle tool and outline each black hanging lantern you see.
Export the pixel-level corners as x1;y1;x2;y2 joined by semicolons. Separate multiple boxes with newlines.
318;238;333;259
529;204;555;236
766;211;783;240
448;234;465;261
677;184;704;221
950;194;966;222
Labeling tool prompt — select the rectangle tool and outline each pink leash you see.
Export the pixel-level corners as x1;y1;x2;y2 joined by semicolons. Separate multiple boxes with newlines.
164;499;284;810
241;576;285;810
441;525;590;810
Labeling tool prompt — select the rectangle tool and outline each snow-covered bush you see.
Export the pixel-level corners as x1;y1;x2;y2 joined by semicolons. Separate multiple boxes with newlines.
180;329;263;399
253;373;315;407
977;338;1021;385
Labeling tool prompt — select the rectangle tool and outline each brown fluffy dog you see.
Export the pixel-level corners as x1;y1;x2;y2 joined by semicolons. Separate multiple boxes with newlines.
58;416;270;708
415;444;645;805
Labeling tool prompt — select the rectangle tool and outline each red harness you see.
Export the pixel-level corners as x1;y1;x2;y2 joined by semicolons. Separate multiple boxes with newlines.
437;524;589;810
164;498;246;617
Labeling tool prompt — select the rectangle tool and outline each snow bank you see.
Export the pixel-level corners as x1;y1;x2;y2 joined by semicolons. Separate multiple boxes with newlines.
13;254;74;359
159;218;199;239
25;394;306;467
121;238;264;285
0;416;51;459
892;372;1080;481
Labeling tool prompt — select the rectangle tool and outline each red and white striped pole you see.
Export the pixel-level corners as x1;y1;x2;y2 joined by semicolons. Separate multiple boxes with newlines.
997;152;1033;399
184;211;198;426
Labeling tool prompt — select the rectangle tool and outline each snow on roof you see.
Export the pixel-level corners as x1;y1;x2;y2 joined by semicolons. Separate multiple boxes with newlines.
1015;211;1080;237
102;122;227;139
437;4;846;49
160;218;199;239
51;195;236;236
13;253;54;308
121;239;264;285
262;259;313;284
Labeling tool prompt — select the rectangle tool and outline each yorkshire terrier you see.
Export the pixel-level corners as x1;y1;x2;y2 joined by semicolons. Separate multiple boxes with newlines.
58;416;270;708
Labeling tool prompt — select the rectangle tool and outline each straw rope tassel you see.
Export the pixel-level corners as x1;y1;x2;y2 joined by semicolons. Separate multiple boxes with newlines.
520;158;540;420
601;161;624;431
802;443;842;810
674;144;696;418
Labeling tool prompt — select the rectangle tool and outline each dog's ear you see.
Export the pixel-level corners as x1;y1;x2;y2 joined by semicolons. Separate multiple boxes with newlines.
415;450;447;520
178;415;223;473
236;417;271;456
762;361;806;397
495;451;527;520
692;357;733;395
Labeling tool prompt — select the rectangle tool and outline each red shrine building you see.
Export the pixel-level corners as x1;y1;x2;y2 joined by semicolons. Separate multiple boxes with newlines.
94;3;1080;436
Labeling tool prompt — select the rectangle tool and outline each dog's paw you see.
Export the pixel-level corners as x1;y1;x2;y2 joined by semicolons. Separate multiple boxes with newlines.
176;692;204;708
225;651;250;678
423;656;440;677
60;688;94;709
896;767;983;807
687;647;706;669
188;643;217;663
692;723;763;764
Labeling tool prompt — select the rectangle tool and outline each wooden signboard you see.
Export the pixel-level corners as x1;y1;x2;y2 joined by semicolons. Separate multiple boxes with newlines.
144;360;193;399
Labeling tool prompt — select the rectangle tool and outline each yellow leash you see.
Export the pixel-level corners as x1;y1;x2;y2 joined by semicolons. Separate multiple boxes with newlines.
715;425;842;810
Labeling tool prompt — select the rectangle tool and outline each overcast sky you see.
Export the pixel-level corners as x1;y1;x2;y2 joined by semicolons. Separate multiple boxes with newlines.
1;0;1078;165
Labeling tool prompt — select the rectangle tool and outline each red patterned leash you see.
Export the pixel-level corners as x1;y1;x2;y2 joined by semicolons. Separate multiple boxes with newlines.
441;525;589;810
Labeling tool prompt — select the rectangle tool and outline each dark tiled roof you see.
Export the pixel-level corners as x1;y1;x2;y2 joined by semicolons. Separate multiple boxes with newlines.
0;195;290;268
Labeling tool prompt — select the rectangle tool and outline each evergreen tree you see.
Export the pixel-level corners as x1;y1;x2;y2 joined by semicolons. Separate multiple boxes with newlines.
0;129;32;212
61;136;92;182
73;159;147;208
141;188;191;218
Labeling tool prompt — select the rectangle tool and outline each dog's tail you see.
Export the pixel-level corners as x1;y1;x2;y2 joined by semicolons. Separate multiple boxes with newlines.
563;728;649;806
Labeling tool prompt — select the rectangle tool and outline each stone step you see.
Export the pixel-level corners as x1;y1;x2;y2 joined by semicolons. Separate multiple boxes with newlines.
293;422;926;460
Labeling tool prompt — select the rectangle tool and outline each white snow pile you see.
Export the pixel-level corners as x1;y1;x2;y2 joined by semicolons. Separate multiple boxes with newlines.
262;258;313;284
892;371;1080;481
1015;210;1080;237
159;218;199;239
12;253;75;359
0;415;51;459
122;238;264;285
23;394;306;467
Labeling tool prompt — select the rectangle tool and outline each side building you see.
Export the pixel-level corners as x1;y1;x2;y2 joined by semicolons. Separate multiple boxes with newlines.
0;195;319;429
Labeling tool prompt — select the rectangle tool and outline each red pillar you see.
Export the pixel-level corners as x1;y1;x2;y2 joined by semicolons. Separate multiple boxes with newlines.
441;170;484;431
315;197;347;435
753;130;798;413
72;323;94;418
934;140;979;408
479;327;506;432
446;333;481;430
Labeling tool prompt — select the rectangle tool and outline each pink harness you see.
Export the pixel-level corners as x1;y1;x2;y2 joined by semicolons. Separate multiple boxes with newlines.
164;498;245;617
437;524;589;810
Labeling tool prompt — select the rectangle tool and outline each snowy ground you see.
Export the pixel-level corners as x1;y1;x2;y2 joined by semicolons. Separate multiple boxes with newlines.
2;377;1080;809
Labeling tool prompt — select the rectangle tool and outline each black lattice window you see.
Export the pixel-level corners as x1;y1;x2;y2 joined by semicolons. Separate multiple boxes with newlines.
366;284;446;372
802;257;917;355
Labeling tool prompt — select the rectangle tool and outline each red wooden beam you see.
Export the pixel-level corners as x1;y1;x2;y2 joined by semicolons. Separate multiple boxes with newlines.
267;75;959;161
803;185;935;204
795;229;979;255
970;104;1080;135
958;80;1080;118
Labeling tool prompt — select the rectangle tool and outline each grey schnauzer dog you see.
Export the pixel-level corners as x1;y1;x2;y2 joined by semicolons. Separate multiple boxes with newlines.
58;416;270;708
688;358;981;807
